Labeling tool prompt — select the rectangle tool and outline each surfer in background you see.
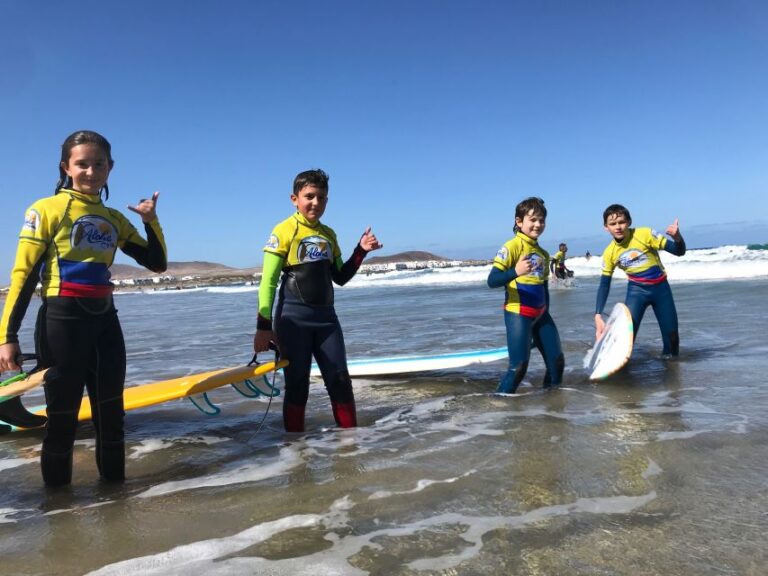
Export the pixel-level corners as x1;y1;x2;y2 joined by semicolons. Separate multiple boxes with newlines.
0;130;167;486
594;204;686;357
550;243;573;280
254;169;382;432
487;197;563;393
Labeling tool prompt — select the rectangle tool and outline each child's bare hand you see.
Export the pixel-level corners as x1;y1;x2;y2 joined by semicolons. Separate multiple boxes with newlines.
514;254;534;276
666;218;680;240
253;330;274;353
359;227;383;252
594;314;606;341
128;191;160;223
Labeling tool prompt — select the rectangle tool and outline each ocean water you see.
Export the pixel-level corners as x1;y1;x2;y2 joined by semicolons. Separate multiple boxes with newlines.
1;245;767;576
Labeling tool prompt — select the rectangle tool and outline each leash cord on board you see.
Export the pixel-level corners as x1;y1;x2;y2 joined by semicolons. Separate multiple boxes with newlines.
246;342;280;441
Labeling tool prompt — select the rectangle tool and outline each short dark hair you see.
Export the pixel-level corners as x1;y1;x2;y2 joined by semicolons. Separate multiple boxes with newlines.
603;204;632;225
293;169;329;195
57;130;114;197
514;197;547;231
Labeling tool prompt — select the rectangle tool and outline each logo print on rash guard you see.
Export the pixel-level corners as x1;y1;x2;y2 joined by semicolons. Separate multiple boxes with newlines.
297;236;331;263
71;216;117;251
265;234;279;251
22;209;40;233
528;253;546;278
618;249;648;269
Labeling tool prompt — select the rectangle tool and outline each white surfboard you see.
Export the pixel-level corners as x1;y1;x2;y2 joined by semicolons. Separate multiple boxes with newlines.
585;302;634;381
311;347;508;377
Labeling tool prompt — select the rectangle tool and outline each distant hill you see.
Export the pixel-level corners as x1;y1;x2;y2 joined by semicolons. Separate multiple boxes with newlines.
365;251;447;265
108;252;450;280
110;261;256;279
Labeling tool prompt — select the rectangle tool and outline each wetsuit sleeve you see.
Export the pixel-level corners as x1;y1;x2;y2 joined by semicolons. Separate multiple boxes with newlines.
595;275;612;315
663;237;686;256
489;239;521;287
0;239;47;345
257;251;284;325
119;218;168;273
487;266;518;288
331;244;367;286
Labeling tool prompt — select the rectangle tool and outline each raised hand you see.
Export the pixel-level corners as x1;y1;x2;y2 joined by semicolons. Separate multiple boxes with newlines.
128;191;160;223
359;227;383;252
666;217;681;240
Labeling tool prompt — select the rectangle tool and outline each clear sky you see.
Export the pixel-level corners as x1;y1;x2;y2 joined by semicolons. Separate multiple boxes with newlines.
1;0;767;276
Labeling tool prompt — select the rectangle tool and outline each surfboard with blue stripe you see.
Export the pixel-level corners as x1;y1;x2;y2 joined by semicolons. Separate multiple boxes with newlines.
311;347;507;377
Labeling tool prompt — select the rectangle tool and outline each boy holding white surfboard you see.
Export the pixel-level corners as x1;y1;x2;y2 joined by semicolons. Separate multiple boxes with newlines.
594;204;686;357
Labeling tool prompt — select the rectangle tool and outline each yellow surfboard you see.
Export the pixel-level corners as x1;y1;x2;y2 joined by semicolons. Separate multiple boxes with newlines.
0;361;287;431
72;360;289;420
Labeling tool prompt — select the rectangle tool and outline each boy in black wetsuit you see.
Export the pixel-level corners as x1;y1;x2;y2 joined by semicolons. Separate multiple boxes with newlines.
254;169;382;432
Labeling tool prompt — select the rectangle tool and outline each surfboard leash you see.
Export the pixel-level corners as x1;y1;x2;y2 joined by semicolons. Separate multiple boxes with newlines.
0;354;42;389
245;341;281;441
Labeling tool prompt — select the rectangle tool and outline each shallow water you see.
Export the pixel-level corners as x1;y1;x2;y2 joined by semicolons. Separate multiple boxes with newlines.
1;274;766;575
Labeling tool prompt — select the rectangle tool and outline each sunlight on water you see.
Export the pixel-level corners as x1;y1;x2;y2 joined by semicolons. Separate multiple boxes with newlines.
1;265;767;575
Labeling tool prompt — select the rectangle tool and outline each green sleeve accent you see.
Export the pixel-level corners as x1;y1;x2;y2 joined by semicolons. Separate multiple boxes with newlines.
258;251;284;320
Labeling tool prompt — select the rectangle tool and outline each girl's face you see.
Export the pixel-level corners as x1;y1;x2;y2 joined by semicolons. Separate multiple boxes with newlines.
604;213;630;242
291;184;328;223
515;210;546;240
62;143;111;195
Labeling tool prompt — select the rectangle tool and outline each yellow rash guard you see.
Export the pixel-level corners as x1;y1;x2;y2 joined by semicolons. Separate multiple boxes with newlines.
492;231;550;317
600;227;669;284
0;189;167;345
258;212;366;323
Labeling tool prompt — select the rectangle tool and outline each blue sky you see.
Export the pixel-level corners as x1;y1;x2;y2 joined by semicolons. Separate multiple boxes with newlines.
1;0;767;276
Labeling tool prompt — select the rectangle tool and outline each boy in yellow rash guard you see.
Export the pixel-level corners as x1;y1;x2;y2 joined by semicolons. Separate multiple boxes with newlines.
549;243;572;280
0;131;167;486
594;204;686;357
253;169;382;432
487;197;563;394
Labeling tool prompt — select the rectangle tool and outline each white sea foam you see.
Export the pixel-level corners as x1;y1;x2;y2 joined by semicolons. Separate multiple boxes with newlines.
342;245;768;289
0;506;37;524
128;436;229;460
0;457;32;473
368;469;477;500
85;490;656;576
136;445;304;498
113;245;768;297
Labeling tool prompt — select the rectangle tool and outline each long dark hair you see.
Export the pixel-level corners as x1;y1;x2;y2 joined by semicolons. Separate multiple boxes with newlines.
56;130;115;199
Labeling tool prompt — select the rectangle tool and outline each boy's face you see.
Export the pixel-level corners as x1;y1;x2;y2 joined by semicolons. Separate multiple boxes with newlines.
515;210;546;240
291;184;328;223
604;213;630;241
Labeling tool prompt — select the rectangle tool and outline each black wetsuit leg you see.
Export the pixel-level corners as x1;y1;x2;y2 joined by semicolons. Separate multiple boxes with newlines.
275;297;355;431
36;297;126;485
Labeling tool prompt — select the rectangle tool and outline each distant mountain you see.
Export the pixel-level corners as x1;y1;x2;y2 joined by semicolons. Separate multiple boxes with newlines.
110;261;253;279
365;251;448;265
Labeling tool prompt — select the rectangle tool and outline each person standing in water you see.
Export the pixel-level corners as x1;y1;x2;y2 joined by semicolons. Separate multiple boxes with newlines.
487;197;563;394
0;130;167;486
254;169;382;432
594;204;685;357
